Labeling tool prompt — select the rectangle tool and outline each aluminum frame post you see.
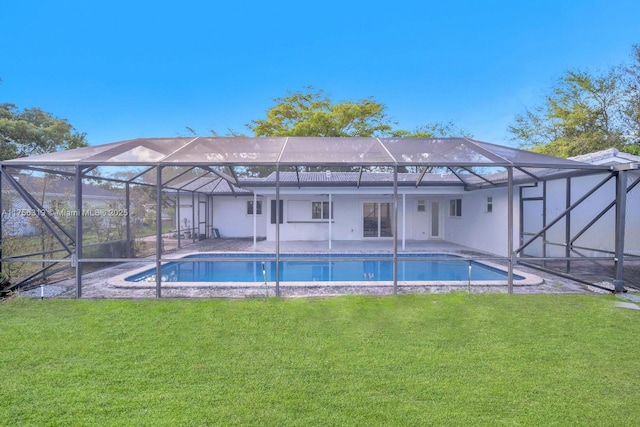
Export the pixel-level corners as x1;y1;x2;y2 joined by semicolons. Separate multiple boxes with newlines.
177;189;181;248
125;182;131;258
393;165;398;294
543;180;547;267
0;166;3;279
275;165;280;297
565;178;571;273
75;166;83;298
191;191;195;243
155;166;163;298
507;167;514;294
614;170;627;293
328;193;332;250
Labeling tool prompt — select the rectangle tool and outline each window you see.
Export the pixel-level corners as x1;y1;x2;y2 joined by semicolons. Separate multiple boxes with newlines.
247;200;262;215
312;201;333;220
449;199;462;217
270;200;283;224
417;200;426;212
486;196;493;213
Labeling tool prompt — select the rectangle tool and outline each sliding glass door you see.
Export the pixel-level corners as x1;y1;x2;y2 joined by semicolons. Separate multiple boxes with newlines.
363;202;393;238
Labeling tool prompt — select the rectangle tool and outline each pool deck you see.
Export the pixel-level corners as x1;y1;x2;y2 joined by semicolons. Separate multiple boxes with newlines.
22;237;619;299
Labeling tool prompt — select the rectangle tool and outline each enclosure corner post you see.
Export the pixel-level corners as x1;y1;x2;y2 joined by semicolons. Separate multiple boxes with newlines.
614;170;627;293
507;166;514;294
75;166;83;298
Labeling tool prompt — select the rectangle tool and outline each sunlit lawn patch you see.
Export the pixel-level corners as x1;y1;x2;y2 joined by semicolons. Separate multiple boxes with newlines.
1;293;638;425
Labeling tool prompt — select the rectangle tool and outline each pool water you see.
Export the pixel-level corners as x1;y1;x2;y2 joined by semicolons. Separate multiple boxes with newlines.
126;253;523;283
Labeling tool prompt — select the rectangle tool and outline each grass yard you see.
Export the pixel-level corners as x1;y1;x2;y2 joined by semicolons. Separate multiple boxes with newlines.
1;293;638;426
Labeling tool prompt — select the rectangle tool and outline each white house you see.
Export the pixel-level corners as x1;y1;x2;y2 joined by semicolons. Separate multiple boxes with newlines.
3;136;636;295
173;148;639;262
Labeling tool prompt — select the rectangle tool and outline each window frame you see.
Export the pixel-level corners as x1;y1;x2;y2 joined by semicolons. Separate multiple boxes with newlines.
449;198;462;217
247;200;262;215
311;201;333;220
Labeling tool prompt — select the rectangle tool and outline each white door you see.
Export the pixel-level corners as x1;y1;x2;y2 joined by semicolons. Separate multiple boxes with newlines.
430;201;442;239
414;199;429;239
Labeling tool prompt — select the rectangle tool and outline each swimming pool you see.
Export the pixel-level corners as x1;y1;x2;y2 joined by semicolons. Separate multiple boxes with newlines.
125;253;524;283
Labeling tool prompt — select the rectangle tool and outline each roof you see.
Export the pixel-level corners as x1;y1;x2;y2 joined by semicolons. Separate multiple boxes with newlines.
2;136;606;168
570;148;640;166
2;137;611;194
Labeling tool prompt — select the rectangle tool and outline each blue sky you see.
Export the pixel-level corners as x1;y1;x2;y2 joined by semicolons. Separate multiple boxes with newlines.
1;0;639;147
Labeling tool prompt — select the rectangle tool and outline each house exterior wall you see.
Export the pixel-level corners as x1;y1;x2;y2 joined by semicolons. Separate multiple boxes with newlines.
173;166;638;261
211;196;266;238
443;187;519;256
265;194;360;242
257;189;468;243
176;194;267;239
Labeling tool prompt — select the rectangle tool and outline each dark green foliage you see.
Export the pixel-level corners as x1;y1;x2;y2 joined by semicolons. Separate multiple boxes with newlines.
509;44;640;157
0;104;87;161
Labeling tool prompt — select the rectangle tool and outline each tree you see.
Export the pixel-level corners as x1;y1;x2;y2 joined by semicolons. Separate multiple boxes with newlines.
621;45;640;151
508;44;640;157
390;121;472;139
242;87;470;175
0;104;88;161
248;87;394;137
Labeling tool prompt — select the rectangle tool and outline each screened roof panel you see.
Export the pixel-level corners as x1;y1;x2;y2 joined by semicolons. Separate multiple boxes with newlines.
278;137;393;165
465;139;599;168
162;137;286;164
380;138;498;165
2;137;609;183
87;138;197;163
5;140;129;163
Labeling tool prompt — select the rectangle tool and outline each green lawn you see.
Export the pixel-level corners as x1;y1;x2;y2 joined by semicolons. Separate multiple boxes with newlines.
1;293;638;426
